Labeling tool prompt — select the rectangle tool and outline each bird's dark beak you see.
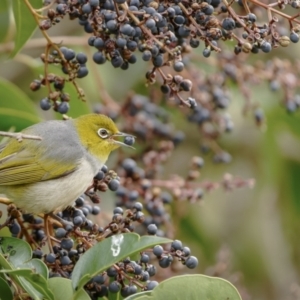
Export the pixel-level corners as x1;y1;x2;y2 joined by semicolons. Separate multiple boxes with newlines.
111;132;135;149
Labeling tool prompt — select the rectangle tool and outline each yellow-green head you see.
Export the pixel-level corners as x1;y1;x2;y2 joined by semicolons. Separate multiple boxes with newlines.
73;114;133;163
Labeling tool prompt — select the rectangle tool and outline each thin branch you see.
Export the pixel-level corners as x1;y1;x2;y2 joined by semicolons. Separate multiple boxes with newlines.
0;131;42;142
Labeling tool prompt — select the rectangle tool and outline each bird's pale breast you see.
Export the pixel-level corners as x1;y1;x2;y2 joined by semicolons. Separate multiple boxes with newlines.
2;158;99;214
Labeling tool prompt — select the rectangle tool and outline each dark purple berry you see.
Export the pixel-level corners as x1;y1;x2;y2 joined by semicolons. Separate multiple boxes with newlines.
142;50;152;61
94;38;105;49
92;206;100;215
111;55;124;68
63;48;75;61
106;19;118;31
171;239;183;251
182;246;191;256
77;66;89;78
290;31;299;43
173;61;184;72
261;41;272;53
109;281;121;293
55;228;67;239
89;0;99;7
61;238;74;250
45;253;56;263
116;37;127;48
153;245;164;257
146;281;159;290
9;221;20;236
94;170;105;180
93;51;106;64
124;135;135;146
140;253;150;263
40;98;51;110
222;17;235;30
185;256;198;269
108;179;120;191
159;255;172;268
76;52;87;64
93;274;106;284
33;249;43;259
203;48;211;57
101;165;108;173
73;216;84;226
147;224;157;235
113;207;124;215
82;3;92;14
57;101;69;114
60;255;72;265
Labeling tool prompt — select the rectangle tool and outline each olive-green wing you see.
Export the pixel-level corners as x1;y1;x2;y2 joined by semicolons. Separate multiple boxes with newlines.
0;140;78;185
0;142;7;153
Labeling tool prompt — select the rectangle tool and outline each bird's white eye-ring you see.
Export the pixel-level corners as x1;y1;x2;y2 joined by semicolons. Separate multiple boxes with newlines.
98;128;109;138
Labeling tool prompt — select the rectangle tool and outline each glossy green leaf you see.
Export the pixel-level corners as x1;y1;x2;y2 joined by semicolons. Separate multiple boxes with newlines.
0;237;50;300
0;0;10;43
73;287;92;300
0;78;41;131
72;233;171;291
0;252;35;299
22;258;49;280
0;268;32;276
144;275;242;300
11;0;41;57
0;236;32;267
0;258;41;300
48;277;90;300
0;276;13;300
0;252;14;271
0;268;54;300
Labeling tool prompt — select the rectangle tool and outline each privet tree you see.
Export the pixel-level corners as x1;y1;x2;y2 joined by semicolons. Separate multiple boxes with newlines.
0;0;299;299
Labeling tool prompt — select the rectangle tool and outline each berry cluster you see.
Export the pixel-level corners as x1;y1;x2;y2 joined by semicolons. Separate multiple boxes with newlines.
84;165;122;203
116;92;234;164
81;239;197;299
28;0;300;112
30;49;89;114
113;155;253;239
2;190;198;298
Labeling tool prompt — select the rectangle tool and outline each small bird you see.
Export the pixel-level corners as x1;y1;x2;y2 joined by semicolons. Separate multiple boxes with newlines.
0;114;133;215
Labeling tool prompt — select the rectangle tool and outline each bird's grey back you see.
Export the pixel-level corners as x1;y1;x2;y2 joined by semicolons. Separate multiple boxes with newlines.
23;119;84;165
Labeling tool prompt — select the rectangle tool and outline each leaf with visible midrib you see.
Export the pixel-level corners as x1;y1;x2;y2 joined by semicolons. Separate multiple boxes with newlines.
11;0;42;57
72;233;171;291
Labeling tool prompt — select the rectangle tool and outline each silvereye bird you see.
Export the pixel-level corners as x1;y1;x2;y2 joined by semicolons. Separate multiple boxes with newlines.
0;114;133;214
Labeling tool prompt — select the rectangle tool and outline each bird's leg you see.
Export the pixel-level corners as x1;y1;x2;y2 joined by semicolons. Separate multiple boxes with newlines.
15;213;40;249
0;207;40;249
44;214;54;253
0;216;11;231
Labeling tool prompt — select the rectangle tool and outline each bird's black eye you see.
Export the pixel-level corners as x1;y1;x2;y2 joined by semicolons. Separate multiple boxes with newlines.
98;128;109;138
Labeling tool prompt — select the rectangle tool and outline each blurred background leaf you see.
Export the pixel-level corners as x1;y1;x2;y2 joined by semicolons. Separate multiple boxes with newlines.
0;0;10;43
0;79;41;131
11;0;41;57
